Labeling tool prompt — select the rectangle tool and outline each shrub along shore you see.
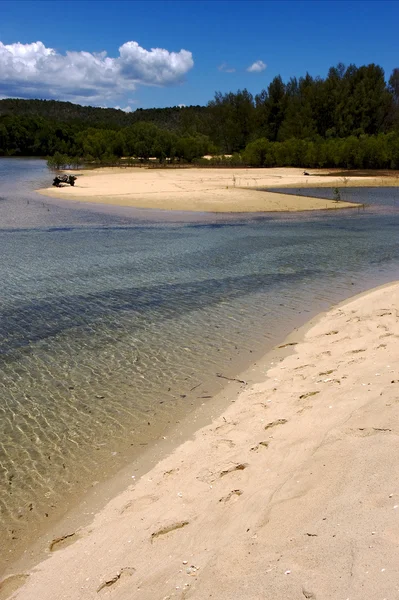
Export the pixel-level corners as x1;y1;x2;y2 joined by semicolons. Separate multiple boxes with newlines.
45;132;399;172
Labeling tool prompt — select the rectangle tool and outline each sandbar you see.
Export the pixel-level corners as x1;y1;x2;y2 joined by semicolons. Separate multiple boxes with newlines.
36;167;373;212
4;281;399;599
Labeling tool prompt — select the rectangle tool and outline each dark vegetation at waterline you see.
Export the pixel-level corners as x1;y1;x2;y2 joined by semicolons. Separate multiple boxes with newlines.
1;63;399;168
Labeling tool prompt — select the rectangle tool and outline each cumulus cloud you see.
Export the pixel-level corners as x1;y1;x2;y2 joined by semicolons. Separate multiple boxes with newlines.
218;62;236;73
115;105;134;113
0;40;194;104
247;60;267;73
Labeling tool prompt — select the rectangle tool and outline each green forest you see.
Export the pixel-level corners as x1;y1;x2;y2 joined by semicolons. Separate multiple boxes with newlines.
1;63;399;169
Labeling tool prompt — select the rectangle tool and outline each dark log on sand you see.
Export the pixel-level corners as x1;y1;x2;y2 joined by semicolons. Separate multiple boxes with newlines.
52;175;77;187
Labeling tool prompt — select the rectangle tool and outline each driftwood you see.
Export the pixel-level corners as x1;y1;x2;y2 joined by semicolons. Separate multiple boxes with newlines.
52;174;77;187
216;372;247;385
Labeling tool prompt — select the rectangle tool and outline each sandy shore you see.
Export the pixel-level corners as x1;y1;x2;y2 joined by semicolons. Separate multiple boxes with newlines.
2;281;398;600
36;167;370;212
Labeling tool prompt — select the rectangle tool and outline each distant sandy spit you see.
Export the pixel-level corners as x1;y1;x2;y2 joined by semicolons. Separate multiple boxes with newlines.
36;167;369;212
4;281;399;600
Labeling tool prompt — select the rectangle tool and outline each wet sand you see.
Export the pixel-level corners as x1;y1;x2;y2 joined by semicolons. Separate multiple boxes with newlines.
37;167;367;212
3;281;399;600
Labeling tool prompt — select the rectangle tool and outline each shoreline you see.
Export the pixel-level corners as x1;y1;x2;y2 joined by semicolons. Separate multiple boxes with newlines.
0;285;323;581
36;167;369;213
2;280;399;600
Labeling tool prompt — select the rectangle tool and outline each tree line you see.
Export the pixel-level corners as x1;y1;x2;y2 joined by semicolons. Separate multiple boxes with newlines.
1;63;399;168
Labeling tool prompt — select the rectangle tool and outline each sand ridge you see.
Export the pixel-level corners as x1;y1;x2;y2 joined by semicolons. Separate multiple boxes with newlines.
37;167;368;212
4;282;399;600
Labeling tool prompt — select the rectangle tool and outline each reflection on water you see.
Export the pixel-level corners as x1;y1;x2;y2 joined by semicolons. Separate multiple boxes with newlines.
1;160;399;571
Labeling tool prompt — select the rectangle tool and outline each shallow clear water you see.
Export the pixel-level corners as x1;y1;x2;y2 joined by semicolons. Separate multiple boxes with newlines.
1;160;399;569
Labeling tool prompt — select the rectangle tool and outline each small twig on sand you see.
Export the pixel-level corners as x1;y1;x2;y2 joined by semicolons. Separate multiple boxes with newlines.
278;342;298;349
216;373;247;385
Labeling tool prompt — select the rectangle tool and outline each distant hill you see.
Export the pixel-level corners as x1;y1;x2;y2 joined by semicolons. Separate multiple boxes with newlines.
0;98;208;132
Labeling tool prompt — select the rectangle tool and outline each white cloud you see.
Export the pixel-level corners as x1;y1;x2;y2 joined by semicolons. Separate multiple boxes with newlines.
0;40;194;105
247;60;267;73
115;105;134;113
218;62;236;73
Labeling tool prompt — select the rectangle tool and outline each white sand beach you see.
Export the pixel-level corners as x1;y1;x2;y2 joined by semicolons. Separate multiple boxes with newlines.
36;167;372;212
2;281;399;600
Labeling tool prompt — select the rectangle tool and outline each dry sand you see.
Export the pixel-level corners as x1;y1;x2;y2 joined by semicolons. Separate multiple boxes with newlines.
3;281;399;600
37;167;371;212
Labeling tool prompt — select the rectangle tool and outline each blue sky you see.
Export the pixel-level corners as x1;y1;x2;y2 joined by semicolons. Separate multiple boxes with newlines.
1;0;398;110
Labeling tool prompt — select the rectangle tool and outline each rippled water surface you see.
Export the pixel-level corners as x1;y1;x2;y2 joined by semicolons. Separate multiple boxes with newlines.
1;159;399;570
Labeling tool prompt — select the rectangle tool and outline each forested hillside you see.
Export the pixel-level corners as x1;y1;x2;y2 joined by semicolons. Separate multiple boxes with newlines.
1;63;399;168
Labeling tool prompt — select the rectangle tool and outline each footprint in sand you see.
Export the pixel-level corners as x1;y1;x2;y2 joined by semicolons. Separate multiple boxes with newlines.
220;463;248;477
250;441;269;451
163;468;179;477
297;405;313;414
299;391;320;400
121;494;160;514
264;419;288;431
0;574;29;600
151;520;189;542
347;427;392;437
97;567;136;593
215;438;235;449
49;531;80;552
331;335;351;344
219;489;243;503
376;309;392;317
302;588;317;599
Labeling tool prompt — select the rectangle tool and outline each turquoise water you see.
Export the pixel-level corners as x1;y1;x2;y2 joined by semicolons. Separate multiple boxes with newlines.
1;159;399;570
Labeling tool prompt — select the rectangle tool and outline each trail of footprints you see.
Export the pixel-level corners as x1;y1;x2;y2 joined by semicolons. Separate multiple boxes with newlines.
7;307;397;598
144;317;396;595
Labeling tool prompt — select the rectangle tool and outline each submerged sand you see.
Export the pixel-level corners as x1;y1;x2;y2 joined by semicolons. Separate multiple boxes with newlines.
37;167;370;212
3;282;399;599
